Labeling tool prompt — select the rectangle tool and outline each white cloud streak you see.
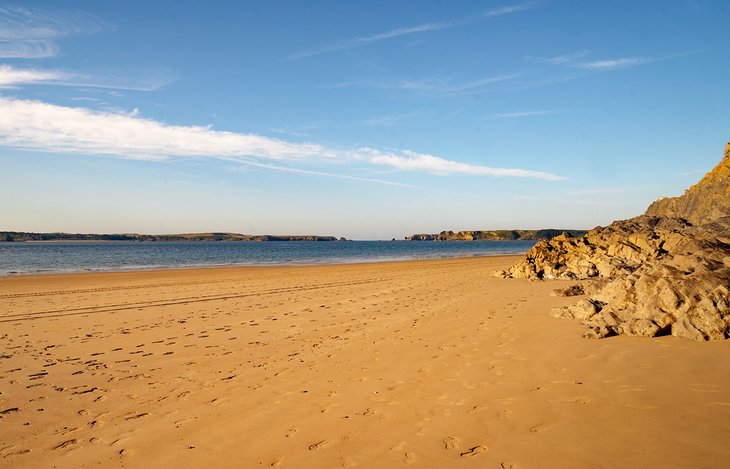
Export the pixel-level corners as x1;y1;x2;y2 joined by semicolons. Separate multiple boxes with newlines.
362;149;564;180
289;2;536;59
531;51;650;71
574;57;648;70
0;64;68;88
484;3;538;17
0;63;175;92
290;21;459;59
0;96;334;161
355;111;423;127
333;73;521;96
0;40;58;58
0;5;109;58
238;161;417;188
532;50;589;65
491;110;555;119
0;96;564;181
55;66;178;92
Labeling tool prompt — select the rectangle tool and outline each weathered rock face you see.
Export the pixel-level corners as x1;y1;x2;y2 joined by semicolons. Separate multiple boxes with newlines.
498;143;730;341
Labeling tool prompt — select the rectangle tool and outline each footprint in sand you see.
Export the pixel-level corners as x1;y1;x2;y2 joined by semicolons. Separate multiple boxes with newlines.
308;440;330;450
0;407;20;416
460;445;488;458
53;439;78;450
1;446;31;457
443;436;459;449
529;423;549;433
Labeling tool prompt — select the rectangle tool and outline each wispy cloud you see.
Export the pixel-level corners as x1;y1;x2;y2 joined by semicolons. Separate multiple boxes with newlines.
56;66;178;92
485;3;538;17
334;73;521;96
491;110;556;119
362;149;564;180
447;74;523;93
530;50;589;65
290;21;459;59
0;96;334;161
0;96;564;181
0;5;109;58
355;111;423;127
508;51;702;95
0;40;58;58
530;50;651;71
0;64;175;91
237;161;417;188
573;57;649;70
0;9;167;90
268;127;312;138
289;2;537;59
0;64;68;88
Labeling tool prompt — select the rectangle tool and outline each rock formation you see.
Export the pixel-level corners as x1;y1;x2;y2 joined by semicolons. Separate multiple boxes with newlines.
405;229;588;241
497;143;730;341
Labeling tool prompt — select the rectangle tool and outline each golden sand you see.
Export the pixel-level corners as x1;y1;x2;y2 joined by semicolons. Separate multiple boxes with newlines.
1;256;729;468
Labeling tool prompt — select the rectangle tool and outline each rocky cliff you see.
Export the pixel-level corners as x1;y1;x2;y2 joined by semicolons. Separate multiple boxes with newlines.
497;143;730;341
645;142;730;225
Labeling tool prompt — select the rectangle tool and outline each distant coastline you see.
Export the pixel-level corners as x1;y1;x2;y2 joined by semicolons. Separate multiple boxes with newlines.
0;231;346;243
405;229;588;241
1;230;590;243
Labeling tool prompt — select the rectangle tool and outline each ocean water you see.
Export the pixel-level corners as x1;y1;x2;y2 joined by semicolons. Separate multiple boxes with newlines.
0;240;536;276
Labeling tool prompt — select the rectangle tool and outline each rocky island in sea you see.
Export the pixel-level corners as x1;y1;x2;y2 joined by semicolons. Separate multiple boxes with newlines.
405;229;588;241
498;142;730;341
0;232;346;242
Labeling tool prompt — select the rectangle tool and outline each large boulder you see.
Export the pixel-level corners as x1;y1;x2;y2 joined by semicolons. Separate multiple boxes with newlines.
498;143;730;341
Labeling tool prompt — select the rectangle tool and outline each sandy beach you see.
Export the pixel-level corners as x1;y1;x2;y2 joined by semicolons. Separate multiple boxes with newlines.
1;256;729;468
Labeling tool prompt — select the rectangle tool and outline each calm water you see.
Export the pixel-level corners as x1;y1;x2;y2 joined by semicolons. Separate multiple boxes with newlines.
0;240;536;276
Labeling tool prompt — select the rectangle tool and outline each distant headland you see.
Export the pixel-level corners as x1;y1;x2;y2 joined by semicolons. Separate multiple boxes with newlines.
0;232;347;242
405;229;589;241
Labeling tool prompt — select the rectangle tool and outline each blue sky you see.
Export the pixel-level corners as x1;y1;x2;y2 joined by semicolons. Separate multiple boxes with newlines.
0;1;728;239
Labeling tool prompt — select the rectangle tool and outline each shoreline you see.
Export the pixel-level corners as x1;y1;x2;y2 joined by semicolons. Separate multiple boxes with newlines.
0;252;526;278
4;239;537;243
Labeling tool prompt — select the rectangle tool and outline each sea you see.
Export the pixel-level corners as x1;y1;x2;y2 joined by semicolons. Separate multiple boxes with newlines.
0;240;536;276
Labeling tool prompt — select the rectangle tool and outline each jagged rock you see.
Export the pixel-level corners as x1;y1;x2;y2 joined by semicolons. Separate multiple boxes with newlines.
500;143;730;341
551;299;603;320
550;284;585;297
